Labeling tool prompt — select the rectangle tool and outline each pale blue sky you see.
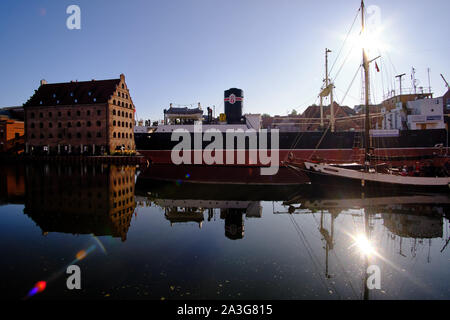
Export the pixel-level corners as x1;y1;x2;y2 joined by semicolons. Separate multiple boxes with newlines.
0;0;449;121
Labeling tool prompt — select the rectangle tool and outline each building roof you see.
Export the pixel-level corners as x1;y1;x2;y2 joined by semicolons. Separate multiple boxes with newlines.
164;107;203;115
23;78;121;108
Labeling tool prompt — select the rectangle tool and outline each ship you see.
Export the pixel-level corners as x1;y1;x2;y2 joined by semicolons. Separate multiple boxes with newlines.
135;2;449;169
134;87;448;168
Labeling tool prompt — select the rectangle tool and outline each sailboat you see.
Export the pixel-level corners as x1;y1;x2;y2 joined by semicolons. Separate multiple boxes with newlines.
287;0;450;190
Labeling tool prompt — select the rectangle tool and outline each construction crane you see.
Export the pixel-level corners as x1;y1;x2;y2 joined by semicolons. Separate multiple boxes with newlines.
441;74;449;89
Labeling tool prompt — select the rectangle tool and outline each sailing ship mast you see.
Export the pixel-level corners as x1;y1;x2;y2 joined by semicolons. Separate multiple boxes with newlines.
361;0;371;166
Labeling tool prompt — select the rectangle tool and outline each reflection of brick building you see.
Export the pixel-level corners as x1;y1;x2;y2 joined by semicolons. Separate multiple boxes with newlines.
24;164;136;241
0;116;24;153
23;74;135;155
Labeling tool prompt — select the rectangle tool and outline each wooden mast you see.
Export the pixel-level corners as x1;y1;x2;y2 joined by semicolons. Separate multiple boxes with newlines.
362;0;371;165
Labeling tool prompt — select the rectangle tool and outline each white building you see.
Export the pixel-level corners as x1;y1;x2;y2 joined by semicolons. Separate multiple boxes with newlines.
382;97;444;130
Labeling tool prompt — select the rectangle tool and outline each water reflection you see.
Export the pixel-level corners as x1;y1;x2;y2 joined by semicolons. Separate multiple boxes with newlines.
0;164;449;299
23;164;136;241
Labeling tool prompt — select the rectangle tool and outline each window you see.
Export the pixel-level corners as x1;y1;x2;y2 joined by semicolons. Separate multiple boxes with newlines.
126;94;128;99
97;110;101;116
87;121;91;127
113;132;116;138
87;132;92;138
113;109;116;115
118;92;120;96
77;110;80;116
96;121;101;127
126;103;128;108
40;133;44;139
122;102;124;107
122;111;125;117
77;121;81;127
39;112;43;118
58;133;62;139
96;132;101;138
76;133;81;139
56;100;60;104
31;123;35;128
87;110;91;116
49;122;53;128
58;111;61;117
58;122;62;128
88;91;92;96
125;122;128;128
93;98;97;102
49;112;52;117
31;133;35;139
39;122;43;128
122;132;124;138
68;133;72;138
122;84;124;89
68;111;71;116
49;133;53;138
68;122;72;128
113;120;116;126
113;100;116;105
70;92;74;97
39;101;43;105
126;133;128;138
53;93;56;98
31;112;35;119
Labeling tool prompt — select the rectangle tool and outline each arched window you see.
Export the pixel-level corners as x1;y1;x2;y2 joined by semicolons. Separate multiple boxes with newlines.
96;121;101;127
77;122;81;127
113;120;116;126
31;123;35;128
113;109;116;115
113;132;116;138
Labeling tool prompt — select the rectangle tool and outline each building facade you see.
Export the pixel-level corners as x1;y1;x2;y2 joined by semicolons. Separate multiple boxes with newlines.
23;74;135;155
0;115;24;153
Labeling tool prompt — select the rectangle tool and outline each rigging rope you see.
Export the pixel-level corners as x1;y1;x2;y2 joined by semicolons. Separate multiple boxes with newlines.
329;8;361;77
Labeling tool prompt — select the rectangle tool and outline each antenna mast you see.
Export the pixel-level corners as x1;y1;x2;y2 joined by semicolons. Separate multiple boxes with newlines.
396;73;406;96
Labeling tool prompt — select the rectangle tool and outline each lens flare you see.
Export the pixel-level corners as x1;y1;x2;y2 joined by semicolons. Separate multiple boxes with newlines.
27;281;46;298
354;234;375;257
76;250;87;260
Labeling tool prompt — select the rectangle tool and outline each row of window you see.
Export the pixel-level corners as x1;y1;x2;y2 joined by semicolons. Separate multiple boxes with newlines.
112;132;133;139
30;121;102;128
113;197;134;208
30;110;102;118
117;90;128;99
113;187;133;197
112;120;133;128
112;109;133;118
30;132;103;139
112;99;133;109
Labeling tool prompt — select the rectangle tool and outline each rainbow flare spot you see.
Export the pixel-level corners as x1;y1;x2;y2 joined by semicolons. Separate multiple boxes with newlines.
27;281;46;298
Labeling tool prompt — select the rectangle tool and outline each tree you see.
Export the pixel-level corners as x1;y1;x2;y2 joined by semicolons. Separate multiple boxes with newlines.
289;109;298;116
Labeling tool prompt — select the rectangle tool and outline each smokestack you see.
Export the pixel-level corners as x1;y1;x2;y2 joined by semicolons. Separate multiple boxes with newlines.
40;79;47;86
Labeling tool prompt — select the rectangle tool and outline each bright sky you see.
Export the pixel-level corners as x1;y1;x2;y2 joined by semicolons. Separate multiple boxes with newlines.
0;0;449;122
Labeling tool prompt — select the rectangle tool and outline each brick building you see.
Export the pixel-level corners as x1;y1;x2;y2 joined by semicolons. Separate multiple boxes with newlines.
0;115;24;153
23;74;135;155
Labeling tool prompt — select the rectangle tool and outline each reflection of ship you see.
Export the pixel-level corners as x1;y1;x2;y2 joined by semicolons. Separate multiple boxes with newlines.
136;176;266;240
139;163;308;186
23;164;137;241
281;185;449;299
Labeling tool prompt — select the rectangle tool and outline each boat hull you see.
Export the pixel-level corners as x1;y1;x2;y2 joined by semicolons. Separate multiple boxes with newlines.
300;162;450;192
